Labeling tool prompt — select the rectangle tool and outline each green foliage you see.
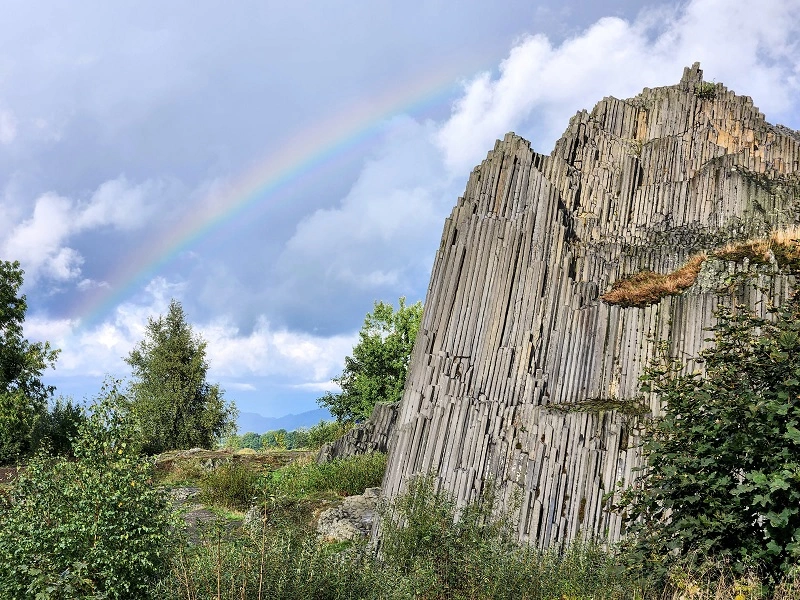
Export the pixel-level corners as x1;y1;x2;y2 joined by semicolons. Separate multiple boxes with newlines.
200;460;260;510
379;474;639;599
306;419;351;449
695;80;717;99
0;391;41;465
125;299;237;454
265;452;387;499
0;260;59;464
318;297;423;423
227;421;349;452
238;431;262;450
260;428;287;450
160;520;396;600
619;292;800;584
157;466;639;600
0;382;176;598
32;397;87;457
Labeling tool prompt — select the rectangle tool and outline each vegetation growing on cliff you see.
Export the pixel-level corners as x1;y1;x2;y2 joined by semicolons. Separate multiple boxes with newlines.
618;292;800;585
602;227;800;307
601;253;706;307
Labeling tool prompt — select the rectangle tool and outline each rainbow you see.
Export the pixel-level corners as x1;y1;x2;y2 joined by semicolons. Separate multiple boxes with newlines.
71;65;478;327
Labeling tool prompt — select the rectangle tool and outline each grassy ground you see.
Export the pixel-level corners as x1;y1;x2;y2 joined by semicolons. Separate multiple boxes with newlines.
152;452;800;600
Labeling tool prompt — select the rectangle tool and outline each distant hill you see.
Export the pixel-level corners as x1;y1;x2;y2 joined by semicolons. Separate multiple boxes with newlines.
236;408;333;434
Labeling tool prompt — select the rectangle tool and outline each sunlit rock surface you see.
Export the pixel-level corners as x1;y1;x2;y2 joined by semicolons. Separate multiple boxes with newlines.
382;63;800;547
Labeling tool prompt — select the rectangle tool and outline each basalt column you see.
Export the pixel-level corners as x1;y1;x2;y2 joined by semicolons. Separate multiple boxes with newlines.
381;63;800;547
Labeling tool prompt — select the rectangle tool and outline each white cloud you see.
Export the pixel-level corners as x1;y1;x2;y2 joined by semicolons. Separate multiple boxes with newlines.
225;382;258;392
26;277;356;389
436;0;800;174
1;176;162;283
77;176;159;230
201;318;355;382
277;116;451;298
292;381;341;393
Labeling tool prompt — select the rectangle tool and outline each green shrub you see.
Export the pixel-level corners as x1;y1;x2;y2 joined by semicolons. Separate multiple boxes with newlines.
619;292;800;586
306;419;351;449
380;474;638;599
695;80;716;99
200;460;260;510
0;391;42;464
265;452;387;499
0;383;176;599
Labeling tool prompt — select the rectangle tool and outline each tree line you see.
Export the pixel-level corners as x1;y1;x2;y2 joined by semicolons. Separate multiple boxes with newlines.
0;259;423;462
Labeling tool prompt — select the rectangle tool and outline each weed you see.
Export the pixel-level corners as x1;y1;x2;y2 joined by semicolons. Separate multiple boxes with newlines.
200;460;260;510
696;81;716;99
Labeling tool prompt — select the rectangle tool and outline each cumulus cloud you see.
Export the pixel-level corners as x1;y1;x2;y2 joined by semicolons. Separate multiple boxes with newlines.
1;176;162;283
200;318;355;383
437;0;800;173
275;116;451;317
27;277;355;394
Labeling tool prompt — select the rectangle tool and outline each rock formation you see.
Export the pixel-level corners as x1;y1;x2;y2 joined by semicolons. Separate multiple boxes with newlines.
316;487;381;541
381;63;800;548
316;402;398;464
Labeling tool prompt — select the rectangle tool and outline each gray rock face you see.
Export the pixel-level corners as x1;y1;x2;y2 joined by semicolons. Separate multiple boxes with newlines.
316;487;381;541
381;63;800;548
316;403;398;464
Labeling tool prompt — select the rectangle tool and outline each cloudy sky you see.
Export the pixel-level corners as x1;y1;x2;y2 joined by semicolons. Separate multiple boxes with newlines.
3;0;799;424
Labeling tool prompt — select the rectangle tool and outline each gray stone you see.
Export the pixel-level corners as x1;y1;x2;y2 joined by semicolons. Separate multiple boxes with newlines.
316;488;382;541
316;402;398;464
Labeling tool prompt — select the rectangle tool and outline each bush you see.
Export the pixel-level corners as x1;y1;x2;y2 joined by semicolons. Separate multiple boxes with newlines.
380;474;639;599
0;391;42;464
306;419;351;449
265;452;387;499
200;460;260;510
0;383;176;599
619;292;800;585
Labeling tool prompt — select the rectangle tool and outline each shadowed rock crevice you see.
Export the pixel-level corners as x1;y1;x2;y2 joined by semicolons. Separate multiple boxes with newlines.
381;63;800;548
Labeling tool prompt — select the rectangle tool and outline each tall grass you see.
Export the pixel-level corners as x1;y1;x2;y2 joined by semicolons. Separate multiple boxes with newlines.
263;452;387;499
154;455;800;599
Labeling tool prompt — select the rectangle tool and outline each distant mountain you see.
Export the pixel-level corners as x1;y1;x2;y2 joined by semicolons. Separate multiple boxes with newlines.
236;408;333;434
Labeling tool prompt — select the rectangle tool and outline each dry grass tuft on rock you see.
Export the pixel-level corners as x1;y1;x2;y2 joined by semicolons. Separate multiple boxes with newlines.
603;227;800;308
714;226;800;269
601;253;706;307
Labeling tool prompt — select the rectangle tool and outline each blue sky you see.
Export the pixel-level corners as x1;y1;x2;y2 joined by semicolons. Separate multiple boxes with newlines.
3;0;799;423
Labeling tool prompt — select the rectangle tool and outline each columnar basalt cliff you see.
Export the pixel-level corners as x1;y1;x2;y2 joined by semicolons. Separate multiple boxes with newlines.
381;64;800;547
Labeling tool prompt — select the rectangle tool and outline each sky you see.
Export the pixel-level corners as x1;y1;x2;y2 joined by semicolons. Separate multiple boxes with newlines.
2;0;799;425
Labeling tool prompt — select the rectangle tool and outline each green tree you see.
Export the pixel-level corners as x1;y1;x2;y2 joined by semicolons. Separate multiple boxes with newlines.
0;382;176;598
238;431;262;450
125;299;236;454
32;396;87;457
0;260;59;464
318;297;422;423
619;293;800;583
